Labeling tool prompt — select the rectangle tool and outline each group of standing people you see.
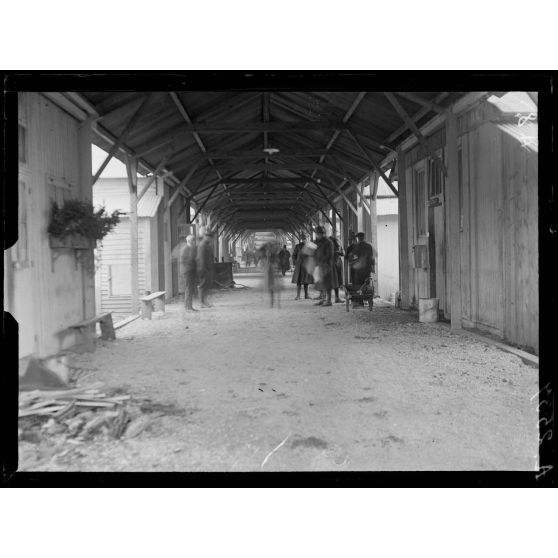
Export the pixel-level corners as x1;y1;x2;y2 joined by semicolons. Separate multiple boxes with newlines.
180;227;374;312
179;228;216;312
291;227;375;307
242;245;291;273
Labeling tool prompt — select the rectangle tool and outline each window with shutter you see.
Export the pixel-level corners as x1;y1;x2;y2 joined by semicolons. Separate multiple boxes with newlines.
428;150;445;199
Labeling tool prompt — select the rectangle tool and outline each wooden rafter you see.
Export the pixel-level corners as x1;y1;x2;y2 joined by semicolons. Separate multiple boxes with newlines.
166;162;206;210
92;93;153;185
346;129;399;196
386;92;450;144
395;92;448;115
193;92;261;122
384;92;447;178
96;95;147;122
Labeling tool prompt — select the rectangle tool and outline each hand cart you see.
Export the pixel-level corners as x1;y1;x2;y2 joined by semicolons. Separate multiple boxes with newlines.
343;276;375;312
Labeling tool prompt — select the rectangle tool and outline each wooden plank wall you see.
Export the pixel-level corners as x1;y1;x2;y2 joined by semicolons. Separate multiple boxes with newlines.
501;131;538;353
17;93;92;357
402;101;538;353
460;120;538;352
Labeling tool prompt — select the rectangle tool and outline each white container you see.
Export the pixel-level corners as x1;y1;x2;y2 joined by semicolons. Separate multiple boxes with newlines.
419;298;439;322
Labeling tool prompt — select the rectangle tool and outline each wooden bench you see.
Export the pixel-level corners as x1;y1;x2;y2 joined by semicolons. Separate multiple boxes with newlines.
69;312;115;352
140;291;166;319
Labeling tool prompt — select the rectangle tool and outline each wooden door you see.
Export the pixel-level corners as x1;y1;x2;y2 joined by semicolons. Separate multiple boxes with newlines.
426;154;447;316
412;163;428;301
433;202;447;313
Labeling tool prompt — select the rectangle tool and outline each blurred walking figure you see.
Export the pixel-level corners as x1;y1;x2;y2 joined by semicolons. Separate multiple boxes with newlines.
330;235;345;303
313;226;335;306
180;234;198;312
278;245;291;276
291;235;314;300
197;229;215;308
258;241;282;307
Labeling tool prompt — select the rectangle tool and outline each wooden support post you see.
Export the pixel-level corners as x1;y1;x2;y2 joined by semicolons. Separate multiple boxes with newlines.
126;156;140;314
397;149;410;309
370;173;378;293
221;234;228;261
163;182;172;302
78;116;96;319
446;111;462;329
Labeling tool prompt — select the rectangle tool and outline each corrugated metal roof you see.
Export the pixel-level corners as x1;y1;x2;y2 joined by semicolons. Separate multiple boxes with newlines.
487;92;537;114
496;122;538;153
93;177;163;218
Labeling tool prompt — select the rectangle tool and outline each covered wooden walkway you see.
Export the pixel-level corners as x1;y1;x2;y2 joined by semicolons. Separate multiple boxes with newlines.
18;275;538;472
78;88;473;328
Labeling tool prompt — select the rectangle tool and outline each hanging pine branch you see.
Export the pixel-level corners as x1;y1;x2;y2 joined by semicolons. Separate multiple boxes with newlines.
48;199;121;243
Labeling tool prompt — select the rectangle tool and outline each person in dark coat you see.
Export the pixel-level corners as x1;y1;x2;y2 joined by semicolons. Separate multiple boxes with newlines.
313;226;335;306
351;232;375;286
179;234;198;312
196;229;215;307
291;235;314;300
330;236;345;303
278;245;291;276
349;232;375;306
345;231;358;285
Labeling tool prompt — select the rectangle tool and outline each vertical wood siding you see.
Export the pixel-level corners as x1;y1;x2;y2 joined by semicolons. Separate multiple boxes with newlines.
97;218;149;315
16;93;93;357
403;101;538;353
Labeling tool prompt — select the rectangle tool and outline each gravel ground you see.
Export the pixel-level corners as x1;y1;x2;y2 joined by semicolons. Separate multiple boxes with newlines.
19;272;539;472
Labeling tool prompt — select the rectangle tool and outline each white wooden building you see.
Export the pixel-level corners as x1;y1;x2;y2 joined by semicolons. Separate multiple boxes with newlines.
93;178;165;321
376;191;399;300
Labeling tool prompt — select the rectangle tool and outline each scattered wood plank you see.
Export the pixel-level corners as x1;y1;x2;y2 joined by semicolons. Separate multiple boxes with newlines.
74;401;117;408
19;406;67;417
19;382;105;401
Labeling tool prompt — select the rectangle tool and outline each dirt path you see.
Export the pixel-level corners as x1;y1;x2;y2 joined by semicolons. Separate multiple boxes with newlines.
20;273;539;472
